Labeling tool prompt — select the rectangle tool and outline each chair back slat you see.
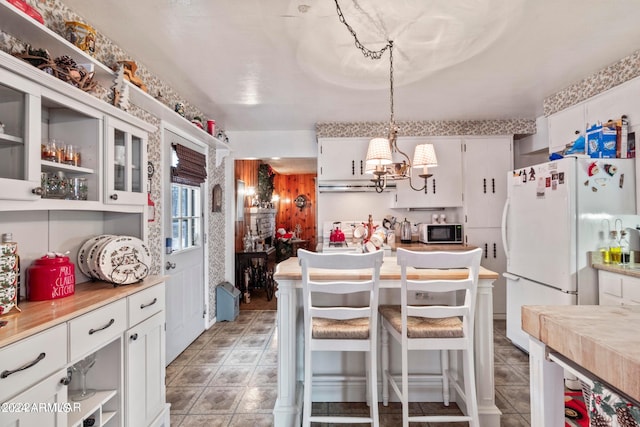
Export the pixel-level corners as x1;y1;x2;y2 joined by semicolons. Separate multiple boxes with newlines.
307;280;375;294
406;278;473;294
310;306;371;320
406;305;468;319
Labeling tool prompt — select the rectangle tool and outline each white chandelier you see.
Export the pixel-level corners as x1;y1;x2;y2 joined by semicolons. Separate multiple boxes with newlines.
334;0;438;193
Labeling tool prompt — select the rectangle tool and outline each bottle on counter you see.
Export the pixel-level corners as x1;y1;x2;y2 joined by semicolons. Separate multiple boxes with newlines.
608;230;621;264
620;230;631;266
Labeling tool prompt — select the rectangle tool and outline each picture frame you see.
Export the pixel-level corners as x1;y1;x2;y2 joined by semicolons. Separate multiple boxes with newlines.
212;184;222;212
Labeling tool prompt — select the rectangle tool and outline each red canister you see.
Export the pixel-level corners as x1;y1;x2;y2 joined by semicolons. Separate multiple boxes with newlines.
27;254;75;301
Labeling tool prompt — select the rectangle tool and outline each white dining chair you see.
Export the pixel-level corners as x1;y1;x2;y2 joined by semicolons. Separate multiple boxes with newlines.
297;248;384;427
379;247;482;427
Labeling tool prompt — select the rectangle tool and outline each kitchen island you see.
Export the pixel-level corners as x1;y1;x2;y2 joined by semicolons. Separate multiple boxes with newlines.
522;305;640;426
272;255;501;426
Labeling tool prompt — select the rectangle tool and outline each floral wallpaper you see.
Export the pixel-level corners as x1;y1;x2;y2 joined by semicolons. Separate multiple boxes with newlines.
316;119;536;138
0;0;226;319
544;49;640;116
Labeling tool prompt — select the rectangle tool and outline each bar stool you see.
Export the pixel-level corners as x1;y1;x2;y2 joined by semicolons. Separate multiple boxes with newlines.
379;248;482;427
297;249;384;426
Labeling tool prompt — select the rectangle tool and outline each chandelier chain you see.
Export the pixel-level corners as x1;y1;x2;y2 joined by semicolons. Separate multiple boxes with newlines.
334;0;391;60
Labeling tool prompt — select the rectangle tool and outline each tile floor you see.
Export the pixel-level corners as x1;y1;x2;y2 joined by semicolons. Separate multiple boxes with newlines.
166;312;532;426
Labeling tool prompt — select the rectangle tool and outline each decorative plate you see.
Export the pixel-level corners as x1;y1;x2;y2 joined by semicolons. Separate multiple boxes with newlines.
97;236;150;285
87;235;117;281
77;234;113;278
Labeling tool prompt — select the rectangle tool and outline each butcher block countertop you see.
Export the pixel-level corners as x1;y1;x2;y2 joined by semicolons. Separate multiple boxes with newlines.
522;304;640;401
274;255;498;282
0;275;165;348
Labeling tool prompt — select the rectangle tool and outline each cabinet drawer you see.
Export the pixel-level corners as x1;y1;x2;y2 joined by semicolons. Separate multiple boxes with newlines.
69;299;127;361
623;278;640;305
599;272;623;297
0;324;67;403
128;284;165;327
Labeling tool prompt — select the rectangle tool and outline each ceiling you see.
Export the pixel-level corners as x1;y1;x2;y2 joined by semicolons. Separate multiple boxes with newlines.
60;0;640;173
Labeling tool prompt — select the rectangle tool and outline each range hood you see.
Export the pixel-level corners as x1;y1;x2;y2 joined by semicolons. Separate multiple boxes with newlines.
318;181;397;193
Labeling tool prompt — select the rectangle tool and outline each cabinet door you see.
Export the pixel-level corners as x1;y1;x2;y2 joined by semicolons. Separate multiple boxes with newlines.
125;311;166;427
317;138;368;181
463;137;512;228
0;68;41;200
465;227;506;315
105;117;147;205
394;138;463;208
548;104;586;154
0;369;68;427
40;89;102;203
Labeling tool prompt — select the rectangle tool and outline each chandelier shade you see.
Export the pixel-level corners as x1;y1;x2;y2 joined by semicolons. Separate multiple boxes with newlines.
412;144;438;168
365;137;393;165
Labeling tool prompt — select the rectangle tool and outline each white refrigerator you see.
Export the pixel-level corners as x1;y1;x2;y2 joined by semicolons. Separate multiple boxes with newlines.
502;157;637;351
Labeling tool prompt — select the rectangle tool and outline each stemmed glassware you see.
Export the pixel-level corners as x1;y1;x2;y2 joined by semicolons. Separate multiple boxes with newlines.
70;352;97;401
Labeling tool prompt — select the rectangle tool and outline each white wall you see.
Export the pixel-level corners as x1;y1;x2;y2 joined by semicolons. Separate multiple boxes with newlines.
227;130;317;159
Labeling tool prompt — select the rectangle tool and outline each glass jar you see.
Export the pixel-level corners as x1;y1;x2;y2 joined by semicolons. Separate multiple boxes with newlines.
66;177;88;200
620;230;631;266
608;230;621;264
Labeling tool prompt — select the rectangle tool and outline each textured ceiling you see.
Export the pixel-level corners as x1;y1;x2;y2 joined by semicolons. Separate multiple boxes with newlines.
60;0;640;134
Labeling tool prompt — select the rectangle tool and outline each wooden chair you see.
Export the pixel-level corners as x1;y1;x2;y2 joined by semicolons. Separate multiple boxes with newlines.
379;248;482;427
297;248;384;426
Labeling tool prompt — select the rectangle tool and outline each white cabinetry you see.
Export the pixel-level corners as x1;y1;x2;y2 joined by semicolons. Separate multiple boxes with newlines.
463;137;512;228
586;77;640;133
548;104;586;154
462;136;512;316
126;312;166;427
105;117;147;206
1;369;69;427
125;284;167;427
465;227;507;314
393;137;463;208
0;281;167;427
317;138;369;181
0;67;41;200
598;270;640;306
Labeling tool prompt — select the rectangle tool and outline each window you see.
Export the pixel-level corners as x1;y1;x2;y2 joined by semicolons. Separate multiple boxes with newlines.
171;183;201;252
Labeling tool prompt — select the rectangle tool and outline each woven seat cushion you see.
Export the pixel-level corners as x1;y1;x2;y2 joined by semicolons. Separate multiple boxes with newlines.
312;317;370;339
379;305;463;338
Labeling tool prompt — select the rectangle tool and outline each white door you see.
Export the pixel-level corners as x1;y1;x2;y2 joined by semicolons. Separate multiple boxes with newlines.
505;274;576;352
164;129;206;364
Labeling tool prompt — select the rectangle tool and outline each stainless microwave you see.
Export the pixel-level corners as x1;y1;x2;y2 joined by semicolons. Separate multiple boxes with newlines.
419;223;463;244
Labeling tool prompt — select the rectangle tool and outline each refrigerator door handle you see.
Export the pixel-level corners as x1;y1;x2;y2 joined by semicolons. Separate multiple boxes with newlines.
503;272;520;280
501;197;510;257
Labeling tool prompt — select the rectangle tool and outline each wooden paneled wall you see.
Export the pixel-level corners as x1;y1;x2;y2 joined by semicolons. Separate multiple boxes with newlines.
273;173;317;251
234;159;317;253
234;160;260;252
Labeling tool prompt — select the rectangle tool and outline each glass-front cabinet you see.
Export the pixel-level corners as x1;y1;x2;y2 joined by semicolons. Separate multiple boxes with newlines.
0;67;41;200
40;89;102;203
105;117;147;205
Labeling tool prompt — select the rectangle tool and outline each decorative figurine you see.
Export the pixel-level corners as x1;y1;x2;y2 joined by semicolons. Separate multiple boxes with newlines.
111;65;130;111
174;102;185;117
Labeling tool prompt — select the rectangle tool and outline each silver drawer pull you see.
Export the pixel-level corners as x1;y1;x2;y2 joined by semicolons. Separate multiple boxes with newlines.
89;318;115;335
140;298;157;310
1;352;46;379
